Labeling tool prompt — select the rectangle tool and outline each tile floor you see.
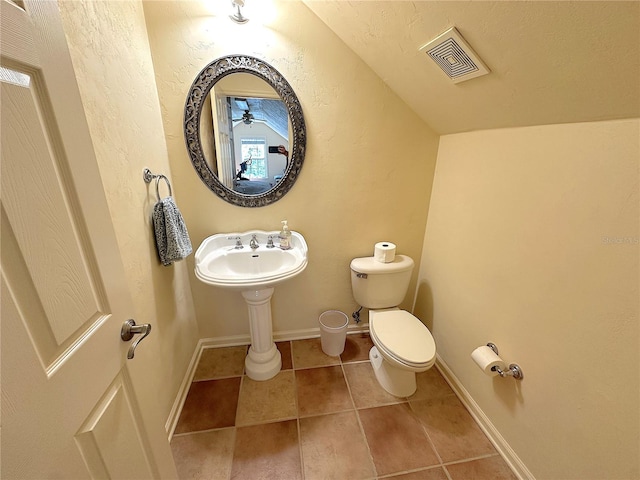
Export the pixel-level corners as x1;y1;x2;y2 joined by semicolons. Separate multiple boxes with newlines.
171;334;518;480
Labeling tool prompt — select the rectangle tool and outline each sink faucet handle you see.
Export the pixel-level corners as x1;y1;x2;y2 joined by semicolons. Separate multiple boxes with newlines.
266;235;275;248
227;236;243;249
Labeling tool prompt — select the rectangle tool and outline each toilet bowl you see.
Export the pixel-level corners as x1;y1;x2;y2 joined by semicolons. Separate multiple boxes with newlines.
368;309;436;396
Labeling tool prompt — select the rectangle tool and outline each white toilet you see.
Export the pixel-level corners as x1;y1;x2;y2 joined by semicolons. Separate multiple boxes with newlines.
350;254;436;397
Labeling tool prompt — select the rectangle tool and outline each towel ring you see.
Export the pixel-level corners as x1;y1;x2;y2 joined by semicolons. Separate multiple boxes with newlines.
143;168;172;201
155;175;172;200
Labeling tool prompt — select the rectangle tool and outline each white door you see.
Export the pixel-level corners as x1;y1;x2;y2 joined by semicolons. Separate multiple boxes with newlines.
212;88;236;189
0;1;177;478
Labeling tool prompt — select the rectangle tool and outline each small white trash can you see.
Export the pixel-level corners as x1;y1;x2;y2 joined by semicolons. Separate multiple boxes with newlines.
319;310;349;356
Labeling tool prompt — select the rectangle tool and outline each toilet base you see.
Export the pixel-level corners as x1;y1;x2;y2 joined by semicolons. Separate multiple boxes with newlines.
369;346;417;397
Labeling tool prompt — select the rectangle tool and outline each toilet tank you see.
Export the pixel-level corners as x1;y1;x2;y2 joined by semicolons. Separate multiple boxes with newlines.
350;255;414;309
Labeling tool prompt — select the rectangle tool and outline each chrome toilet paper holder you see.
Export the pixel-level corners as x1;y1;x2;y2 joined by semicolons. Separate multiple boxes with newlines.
486;343;524;380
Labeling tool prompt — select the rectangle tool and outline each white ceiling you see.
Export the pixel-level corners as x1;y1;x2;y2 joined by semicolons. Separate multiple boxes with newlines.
303;1;640;134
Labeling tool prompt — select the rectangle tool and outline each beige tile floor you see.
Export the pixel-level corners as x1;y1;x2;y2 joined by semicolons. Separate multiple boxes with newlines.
171;334;518;480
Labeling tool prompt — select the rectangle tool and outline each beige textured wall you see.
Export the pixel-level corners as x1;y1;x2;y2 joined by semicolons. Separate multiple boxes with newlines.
143;0;439;339
59;0;199;425
416;119;639;479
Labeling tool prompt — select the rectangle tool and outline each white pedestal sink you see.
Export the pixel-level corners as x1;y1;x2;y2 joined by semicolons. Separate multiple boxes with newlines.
194;230;308;381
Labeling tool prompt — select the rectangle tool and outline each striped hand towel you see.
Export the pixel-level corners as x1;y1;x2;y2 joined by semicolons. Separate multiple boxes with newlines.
152;196;192;266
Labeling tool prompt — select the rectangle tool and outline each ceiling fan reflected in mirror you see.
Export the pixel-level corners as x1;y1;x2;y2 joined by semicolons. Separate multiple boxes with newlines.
235;109;254;125
229;96;288;138
232;98;256;125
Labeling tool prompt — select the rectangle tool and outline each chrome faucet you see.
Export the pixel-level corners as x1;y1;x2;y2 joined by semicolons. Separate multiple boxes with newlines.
249;234;259;250
228;236;243;249
266;235;275;248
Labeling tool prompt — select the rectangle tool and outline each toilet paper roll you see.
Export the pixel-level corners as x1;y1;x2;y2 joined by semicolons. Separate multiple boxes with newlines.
471;345;506;377
374;242;396;263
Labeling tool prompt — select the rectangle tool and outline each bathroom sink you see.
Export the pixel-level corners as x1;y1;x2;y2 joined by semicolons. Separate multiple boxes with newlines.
195;229;308;380
195;230;308;290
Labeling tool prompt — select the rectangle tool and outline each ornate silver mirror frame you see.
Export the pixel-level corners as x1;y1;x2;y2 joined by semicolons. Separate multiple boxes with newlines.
184;55;306;207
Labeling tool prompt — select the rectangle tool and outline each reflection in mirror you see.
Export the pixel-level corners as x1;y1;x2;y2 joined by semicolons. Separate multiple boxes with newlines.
199;73;291;195
184;55;306;208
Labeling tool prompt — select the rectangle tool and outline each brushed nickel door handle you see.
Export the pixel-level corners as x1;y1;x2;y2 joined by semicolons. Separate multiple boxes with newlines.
121;319;151;359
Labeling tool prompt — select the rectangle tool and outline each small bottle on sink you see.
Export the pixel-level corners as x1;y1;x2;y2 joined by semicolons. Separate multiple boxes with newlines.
279;220;291;250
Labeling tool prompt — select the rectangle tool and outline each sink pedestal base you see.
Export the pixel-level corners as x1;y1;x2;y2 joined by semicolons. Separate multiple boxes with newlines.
241;288;281;381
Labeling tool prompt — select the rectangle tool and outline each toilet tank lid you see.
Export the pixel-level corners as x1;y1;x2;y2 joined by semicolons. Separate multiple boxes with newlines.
350;255;414;274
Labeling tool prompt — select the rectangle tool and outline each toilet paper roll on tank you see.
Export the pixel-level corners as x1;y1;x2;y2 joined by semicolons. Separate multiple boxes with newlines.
374;242;396;263
471;345;507;376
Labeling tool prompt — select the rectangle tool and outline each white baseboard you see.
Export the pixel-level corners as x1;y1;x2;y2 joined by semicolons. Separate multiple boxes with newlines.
435;354;535;480
197;323;371;348
165;339;205;439
165;323;370;440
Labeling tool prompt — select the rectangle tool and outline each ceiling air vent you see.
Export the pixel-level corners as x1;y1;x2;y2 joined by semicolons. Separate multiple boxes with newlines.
419;27;489;84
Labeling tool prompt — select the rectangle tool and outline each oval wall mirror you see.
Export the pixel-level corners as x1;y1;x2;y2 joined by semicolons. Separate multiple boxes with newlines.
184;55;306;207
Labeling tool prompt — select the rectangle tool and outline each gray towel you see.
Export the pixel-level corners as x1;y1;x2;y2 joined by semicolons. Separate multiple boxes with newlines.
153;196;192;266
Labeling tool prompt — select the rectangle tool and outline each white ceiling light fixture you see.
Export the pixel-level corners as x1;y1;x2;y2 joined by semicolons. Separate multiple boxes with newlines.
419;27;490;84
230;0;249;24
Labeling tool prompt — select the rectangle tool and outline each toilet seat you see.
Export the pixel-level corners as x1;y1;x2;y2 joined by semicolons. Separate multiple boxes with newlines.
370;310;436;368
